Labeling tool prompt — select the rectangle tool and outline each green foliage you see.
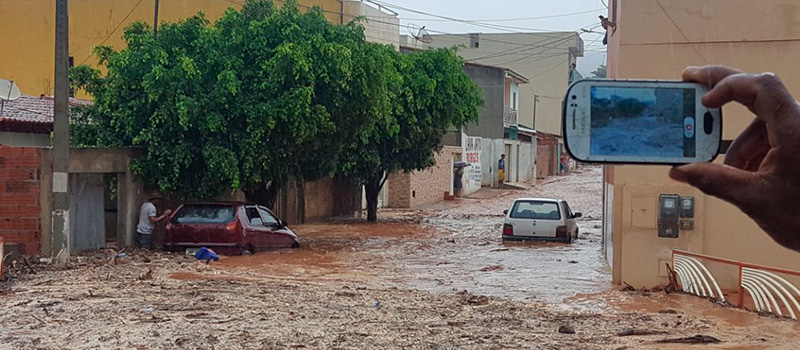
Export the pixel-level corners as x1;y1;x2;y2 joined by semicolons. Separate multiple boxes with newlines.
71;0;482;211
591;64;607;78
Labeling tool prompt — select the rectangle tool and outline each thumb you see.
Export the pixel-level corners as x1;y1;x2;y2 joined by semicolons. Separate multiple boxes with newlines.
669;163;761;208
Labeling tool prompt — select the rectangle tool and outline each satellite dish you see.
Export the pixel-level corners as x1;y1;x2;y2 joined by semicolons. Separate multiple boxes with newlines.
0;79;21;117
0;79;21;101
407;24;433;46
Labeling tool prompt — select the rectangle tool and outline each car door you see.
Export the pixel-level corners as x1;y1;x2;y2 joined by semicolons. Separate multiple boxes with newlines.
506;200;563;237
562;201;578;237
244;206;296;251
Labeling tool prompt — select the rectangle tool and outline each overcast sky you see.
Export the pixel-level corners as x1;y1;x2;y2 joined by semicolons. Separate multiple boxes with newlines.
378;0;608;76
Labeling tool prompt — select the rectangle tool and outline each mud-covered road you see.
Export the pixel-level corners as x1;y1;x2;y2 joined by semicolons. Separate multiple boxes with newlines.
2;166;799;349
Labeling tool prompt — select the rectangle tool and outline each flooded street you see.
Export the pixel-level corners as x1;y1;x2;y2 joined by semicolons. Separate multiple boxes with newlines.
3;166;800;349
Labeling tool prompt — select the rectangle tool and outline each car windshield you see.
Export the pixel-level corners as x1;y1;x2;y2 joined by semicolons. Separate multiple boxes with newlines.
173;204;235;224
510;201;561;220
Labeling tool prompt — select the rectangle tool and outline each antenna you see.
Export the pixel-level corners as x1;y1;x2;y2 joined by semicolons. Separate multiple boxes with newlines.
0;79;22;118
407;24;433;48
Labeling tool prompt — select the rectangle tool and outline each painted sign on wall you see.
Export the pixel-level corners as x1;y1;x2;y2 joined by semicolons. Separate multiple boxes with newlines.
465;136;482;188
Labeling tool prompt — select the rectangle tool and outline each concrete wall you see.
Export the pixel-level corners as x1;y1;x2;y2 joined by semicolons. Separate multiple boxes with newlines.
0;0;343;98
0;132;50;147
479;138;503;187
462;134;482;196
341;0;399;48
0;146;43;255
276;175;360;224
40;148;145;255
409;32;583;136
463;64;506;140
606;0;800;288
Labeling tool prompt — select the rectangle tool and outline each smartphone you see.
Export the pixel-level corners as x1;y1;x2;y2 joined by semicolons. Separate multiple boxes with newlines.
563;79;722;164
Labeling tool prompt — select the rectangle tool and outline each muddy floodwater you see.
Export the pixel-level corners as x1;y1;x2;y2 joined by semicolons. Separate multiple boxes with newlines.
3;166;800;349
215;166;609;307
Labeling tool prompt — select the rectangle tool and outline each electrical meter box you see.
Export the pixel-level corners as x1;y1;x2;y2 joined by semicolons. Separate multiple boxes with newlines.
658;194;680;238
680;196;695;218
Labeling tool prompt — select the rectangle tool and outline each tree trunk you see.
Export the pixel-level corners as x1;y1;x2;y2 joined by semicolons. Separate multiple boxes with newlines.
365;175;383;222
296;178;306;224
244;183;279;209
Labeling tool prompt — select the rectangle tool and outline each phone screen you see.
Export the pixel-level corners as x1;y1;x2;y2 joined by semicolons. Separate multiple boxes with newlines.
589;87;696;158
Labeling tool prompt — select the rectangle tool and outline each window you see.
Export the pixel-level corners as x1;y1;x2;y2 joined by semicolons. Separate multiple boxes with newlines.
512;92;517;109
510;201;561;220
562;201;574;219
245;206;264;226
173;204;235;224
257;207;280;226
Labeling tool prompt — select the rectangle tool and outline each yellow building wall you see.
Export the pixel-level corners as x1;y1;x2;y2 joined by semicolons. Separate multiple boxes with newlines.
0;0;342;97
607;0;800;288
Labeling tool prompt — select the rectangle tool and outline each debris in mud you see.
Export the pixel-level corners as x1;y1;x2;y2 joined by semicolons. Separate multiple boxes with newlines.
334;291;359;297
568;260;578;264
656;335;721;344
616;328;668;337
558;325;576;334
489;248;509;252
479;265;504;272
658;309;679;314
138;267;154;280
460;294;489;306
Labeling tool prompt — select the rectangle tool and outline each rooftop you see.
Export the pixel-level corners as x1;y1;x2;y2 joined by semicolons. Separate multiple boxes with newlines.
0;94;91;125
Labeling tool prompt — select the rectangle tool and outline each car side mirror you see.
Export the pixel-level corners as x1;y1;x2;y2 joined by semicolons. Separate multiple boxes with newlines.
281;220;289;227
574;212;583;218
503;210;509;215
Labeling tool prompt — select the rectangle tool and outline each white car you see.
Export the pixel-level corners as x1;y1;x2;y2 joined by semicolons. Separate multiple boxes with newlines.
502;198;582;243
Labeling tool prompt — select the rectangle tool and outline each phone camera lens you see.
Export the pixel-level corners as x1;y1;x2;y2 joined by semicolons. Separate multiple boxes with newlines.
571;95;577;100
704;112;714;134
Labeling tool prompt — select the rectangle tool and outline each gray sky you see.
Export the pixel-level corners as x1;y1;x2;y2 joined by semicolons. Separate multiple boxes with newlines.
378;0;608;76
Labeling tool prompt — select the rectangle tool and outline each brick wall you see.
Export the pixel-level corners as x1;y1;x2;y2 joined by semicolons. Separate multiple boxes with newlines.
0;146;42;255
536;138;556;179
387;172;411;208
408;146;461;208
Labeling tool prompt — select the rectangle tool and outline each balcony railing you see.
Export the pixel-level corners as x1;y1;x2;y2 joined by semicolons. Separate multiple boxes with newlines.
504;107;518;128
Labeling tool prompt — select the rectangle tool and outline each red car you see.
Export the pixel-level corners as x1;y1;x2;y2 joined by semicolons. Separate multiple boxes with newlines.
164;202;299;255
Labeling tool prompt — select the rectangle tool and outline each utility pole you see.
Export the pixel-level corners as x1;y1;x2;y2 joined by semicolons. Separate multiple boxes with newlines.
532;93;538;130
153;0;160;37
53;0;71;264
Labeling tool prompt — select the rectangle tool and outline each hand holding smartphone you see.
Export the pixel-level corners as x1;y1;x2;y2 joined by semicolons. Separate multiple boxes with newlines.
563;80;722;164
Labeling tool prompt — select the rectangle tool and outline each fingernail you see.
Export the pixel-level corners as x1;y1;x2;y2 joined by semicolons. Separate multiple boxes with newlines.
668;166;688;183
684;66;700;72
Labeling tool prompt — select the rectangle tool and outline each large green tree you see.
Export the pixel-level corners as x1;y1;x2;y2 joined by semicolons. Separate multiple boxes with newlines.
72;0;481;222
72;0;374;207
340;48;482;222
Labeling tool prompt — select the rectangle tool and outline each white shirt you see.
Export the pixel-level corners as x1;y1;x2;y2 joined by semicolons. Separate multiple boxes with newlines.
136;202;157;235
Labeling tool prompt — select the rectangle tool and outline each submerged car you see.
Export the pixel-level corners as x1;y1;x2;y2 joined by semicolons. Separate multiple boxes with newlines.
502;198;581;243
164;202;299;255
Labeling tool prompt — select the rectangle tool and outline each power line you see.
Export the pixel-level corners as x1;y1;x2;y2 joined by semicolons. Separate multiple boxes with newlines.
80;0;146;65
399;8;607;23
654;0;708;63
371;0;585;34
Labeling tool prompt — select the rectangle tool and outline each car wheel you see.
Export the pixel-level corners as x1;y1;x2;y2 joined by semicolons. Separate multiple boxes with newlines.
291;241;300;249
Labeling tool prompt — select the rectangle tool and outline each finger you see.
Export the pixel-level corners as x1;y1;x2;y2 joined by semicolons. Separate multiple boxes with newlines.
723;118;769;169
669;163;761;208
744;150;768;172
682;65;743;88
702;73;800;143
